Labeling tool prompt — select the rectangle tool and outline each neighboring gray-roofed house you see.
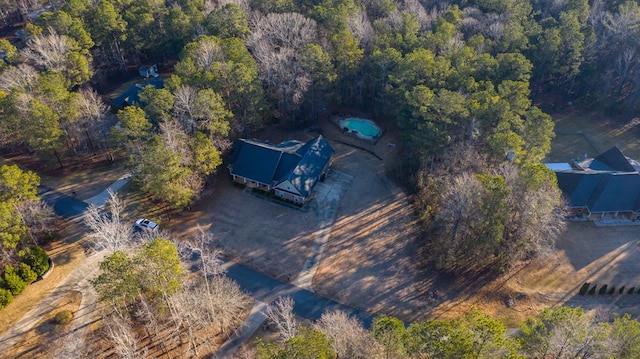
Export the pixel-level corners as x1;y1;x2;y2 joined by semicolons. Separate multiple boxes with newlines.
228;136;334;204
551;146;640;219
111;76;164;109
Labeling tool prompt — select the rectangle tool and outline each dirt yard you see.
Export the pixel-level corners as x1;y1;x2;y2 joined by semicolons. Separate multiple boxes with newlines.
512;223;640;316
311;143;431;321
172;172;319;282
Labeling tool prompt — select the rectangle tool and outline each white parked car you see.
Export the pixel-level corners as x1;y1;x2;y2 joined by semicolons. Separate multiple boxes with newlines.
135;218;158;231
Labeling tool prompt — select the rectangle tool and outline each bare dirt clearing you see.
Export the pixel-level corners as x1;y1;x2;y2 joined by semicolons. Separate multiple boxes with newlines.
312;144;432;322
173;177;319;283
521;223;640;315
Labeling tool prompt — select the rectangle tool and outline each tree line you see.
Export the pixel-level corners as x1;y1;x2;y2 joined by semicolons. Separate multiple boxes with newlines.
250;299;640;359
0;164;54;309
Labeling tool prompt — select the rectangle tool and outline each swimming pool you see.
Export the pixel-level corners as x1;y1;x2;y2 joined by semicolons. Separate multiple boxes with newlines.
338;118;382;140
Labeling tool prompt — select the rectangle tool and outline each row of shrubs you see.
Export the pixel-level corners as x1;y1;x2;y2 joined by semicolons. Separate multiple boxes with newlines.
0;246;50;309
579;282;640;295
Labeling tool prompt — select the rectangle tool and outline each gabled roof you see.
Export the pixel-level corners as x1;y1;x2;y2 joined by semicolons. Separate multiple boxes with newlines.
112;76;164;108
555;172;604;208
229;136;333;198
274;152;302;182
587;174;640;213
277;136;334;198
229;140;283;185
553;147;640;213
588;146;636;172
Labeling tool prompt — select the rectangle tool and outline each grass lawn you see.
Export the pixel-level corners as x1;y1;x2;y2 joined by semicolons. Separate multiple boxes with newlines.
0;221;86;337
546;110;640;162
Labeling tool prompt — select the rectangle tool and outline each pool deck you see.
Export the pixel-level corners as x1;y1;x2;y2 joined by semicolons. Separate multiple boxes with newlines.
322;116;398;163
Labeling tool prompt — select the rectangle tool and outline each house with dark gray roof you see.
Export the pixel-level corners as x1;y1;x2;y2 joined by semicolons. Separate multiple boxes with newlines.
228;136;334;204
548;146;640;220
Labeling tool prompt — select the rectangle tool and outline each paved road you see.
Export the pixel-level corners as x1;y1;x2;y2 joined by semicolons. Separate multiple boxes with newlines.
214;263;375;358
226;262;375;327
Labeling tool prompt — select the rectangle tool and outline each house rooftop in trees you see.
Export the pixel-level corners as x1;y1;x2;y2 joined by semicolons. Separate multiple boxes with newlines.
111;76;164;109
228;136;334;205
548;146;640;219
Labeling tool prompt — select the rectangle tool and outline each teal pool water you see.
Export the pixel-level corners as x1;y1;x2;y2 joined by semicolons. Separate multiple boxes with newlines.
339;118;381;140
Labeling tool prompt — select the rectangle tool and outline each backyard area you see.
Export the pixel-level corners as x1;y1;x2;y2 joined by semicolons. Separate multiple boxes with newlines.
545;110;640;162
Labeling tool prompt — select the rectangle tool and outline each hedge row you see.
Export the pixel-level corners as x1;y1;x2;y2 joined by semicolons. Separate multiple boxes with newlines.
579;282;639;296
0;246;50;310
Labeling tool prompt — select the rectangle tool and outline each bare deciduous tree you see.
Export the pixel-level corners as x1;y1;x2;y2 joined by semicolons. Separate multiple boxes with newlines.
179;226;224;276
50;326;93;359
234;345;257;359
21;31;71;72
104;308;146;359
76;87;111;153
314;310;381;358
247;13;317;123
264;296;299;341
0;64;39;92
166;281;210;357
191;37;224;71
15;200;55;244
348;10;375;51
166;275;249;356
173;85;198;132
134;294;160;340
83;189;134;253
207;274;250;332
401;0;433;30
249;13;317;51
160;119;192;165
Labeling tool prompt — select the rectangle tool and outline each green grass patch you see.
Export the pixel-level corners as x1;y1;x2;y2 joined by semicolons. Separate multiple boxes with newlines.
546;111;640;162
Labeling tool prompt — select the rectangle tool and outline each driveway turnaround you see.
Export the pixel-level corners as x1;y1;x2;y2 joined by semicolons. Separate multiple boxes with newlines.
38;186;89;219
